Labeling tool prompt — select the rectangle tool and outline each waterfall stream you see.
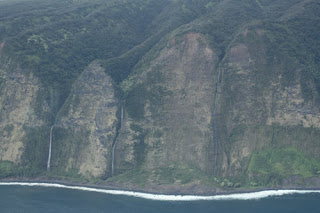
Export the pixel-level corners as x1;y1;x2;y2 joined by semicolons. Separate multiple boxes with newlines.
47;125;54;171
213;63;222;174
111;105;124;176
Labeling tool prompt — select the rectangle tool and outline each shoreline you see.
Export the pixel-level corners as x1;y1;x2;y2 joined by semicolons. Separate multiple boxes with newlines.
0;180;320;201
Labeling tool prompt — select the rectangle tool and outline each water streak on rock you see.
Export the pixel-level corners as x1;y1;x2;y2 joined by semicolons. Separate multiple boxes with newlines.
47;125;54;171
111;105;124;176
213;63;222;174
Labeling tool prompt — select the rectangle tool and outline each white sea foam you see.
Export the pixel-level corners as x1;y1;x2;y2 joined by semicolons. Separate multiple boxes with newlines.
0;182;319;201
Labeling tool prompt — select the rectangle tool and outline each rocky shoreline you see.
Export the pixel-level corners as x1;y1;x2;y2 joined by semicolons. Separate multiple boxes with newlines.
1;177;320;197
1;181;320;201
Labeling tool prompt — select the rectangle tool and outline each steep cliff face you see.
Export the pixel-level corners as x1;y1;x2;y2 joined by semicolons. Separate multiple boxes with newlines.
112;33;219;186
110;26;320;188
53;62;118;178
0;0;319;192
0;60;43;165
218;26;320;185
0;59;120;179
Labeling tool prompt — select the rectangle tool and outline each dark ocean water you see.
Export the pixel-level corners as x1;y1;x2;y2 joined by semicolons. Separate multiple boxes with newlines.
0;185;319;213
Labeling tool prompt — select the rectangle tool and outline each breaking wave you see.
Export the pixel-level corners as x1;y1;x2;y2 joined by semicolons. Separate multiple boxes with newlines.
0;182;319;201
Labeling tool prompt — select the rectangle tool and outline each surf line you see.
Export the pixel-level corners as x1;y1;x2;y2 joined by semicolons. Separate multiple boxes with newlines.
0;182;319;201
47;125;54;171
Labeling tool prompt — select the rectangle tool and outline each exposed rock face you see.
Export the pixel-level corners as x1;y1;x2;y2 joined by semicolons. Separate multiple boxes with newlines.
0;42;4;55
0;28;319;191
1;0;320;193
54;62;118;178
111;29;320;188
265;79;320;128
116;33;219;182
226;42;320;129
142;33;217;173
219;28;320;178
0;65;43;164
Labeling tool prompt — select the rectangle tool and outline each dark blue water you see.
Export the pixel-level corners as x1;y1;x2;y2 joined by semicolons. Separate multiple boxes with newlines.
0;186;319;213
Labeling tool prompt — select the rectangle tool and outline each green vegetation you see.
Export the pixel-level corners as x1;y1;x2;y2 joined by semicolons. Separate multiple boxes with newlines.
1;0;320;190
0;161;18;178
111;163;244;189
107;167;149;187
153;164;211;185
51;127;90;171
129;123;147;167
125;84;146;121
46;168;88;183
1;0;180;113
2;0;319;112
248;148;320;186
21;126;51;172
0;161;48;178
111;163;215;187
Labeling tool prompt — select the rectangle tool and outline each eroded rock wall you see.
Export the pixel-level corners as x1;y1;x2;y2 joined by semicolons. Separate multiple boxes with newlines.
53;62;119;178
0;62;43;164
116;33;219;183
219;27;320;178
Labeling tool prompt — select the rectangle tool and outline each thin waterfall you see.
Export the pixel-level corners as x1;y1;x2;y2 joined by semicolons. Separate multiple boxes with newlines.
111;105;124;176
47;125;54;171
213;63;222;174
